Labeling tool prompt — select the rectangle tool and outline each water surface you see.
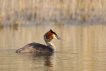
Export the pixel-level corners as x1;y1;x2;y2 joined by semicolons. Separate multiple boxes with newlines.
0;25;106;71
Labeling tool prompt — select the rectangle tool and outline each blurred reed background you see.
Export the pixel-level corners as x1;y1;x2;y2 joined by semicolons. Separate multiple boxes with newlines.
0;0;105;27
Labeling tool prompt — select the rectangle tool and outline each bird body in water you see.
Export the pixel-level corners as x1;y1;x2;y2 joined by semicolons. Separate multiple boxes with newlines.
16;29;61;54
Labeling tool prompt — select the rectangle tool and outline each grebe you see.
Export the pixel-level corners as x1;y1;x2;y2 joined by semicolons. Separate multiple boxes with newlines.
16;29;61;53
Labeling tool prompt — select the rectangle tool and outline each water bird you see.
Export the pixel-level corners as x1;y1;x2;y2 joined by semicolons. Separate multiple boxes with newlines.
16;29;61;54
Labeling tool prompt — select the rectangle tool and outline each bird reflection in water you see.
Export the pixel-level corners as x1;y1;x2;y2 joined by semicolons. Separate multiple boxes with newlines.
44;55;53;67
17;52;55;67
33;53;54;67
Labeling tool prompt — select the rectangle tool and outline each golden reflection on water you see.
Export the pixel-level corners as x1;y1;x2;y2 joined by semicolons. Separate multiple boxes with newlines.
0;25;106;71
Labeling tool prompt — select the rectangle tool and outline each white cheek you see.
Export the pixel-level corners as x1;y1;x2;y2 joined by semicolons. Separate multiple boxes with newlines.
54;35;57;39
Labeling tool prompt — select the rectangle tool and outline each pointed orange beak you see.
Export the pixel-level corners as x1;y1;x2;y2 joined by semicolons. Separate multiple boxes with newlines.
55;35;64;41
